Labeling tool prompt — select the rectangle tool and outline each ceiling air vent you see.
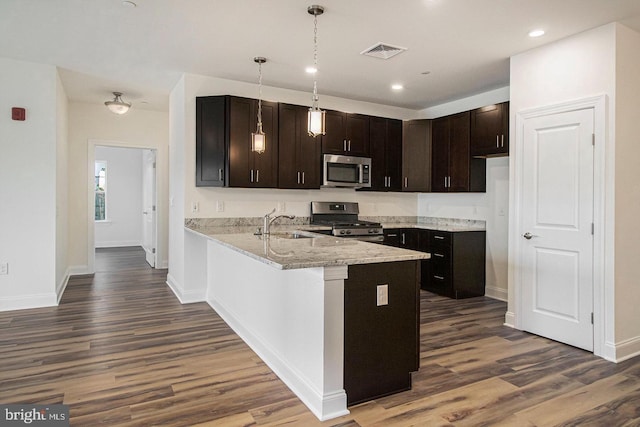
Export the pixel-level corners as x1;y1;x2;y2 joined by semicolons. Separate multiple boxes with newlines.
360;42;407;60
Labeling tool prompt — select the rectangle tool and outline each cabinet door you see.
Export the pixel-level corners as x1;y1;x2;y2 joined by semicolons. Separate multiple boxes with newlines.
228;97;253;187
402;120;431;192
279;104;322;189
431;117;449;192
448;111;470;192
228;97;277;188
251;100;279;188
345;114;370;156
196;96;227;187
470;102;508;156
278;103;299;188
386;119;403;191
400;229;420;250
369;117;388;190
322;110;347;154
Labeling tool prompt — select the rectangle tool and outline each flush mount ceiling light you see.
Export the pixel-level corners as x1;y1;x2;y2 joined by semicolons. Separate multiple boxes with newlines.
391;84;404;90
307;4;326;137
305;66;318;74
104;92;131;115
528;29;545;38
252;57;267;154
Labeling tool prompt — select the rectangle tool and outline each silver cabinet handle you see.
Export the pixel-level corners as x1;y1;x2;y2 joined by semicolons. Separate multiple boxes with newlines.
501;134;505;148
434;275;445;280
523;232;539;240
297;171;301;184
348;140;351;151
387;233;398;237
444;176;447;188
401;233;406;245
343;140;347;151
448;176;451;188
434;253;445;258
404;177;408;188
219;168;223;182
250;169;254;183
256;169;259;183
497;135;500;148
302;171;305;184
387;176;391;188
434;235;445;240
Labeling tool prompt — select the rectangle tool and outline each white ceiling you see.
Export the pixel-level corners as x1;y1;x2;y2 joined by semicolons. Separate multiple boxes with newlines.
2;0;640;112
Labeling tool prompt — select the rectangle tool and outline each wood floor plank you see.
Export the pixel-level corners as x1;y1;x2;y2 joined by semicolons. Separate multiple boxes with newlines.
1;246;640;426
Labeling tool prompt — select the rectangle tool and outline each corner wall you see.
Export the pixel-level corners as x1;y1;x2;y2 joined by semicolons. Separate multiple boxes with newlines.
55;70;69;300
0;57;58;310
67;102;170;272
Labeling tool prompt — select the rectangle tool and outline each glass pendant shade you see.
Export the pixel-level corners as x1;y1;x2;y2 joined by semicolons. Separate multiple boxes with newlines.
104;92;131;115
251;126;266;154
308;107;326;137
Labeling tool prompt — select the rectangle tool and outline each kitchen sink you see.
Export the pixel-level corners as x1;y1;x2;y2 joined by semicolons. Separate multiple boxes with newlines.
269;231;316;239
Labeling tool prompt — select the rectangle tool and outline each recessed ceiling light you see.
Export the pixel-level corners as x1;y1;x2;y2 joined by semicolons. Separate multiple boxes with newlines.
122;0;137;7
391;84;403;90
305;66;317;74
528;29;545;38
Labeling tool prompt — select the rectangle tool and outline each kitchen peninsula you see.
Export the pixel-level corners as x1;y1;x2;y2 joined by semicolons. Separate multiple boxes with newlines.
183;222;430;421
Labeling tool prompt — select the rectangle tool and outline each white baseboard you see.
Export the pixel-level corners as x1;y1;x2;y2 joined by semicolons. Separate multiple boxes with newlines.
68;265;91;276
95;240;142;248
56;267;71;303
166;273;205;304
485;285;508;301
159;259;169;269
610;336;640;363
207;297;349;421
0;293;58;312
504;311;516;328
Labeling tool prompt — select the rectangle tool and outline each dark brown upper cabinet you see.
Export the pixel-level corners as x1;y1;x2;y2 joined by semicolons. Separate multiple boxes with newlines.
367;117;402;191
401;119;432;192
278;103;322;189
431;111;485;192
470;101;509;157
195;95;278;188
322;110;370;157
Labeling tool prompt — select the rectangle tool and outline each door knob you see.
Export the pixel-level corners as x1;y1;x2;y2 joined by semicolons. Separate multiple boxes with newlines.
523;232;538;240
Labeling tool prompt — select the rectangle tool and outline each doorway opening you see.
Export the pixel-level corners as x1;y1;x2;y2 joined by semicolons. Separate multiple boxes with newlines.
88;142;158;273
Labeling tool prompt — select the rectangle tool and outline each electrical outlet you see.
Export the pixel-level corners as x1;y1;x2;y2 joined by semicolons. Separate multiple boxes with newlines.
377;284;388;306
0;263;8;275
498;208;505;217
216;200;224;212
277;202;285;212
191;202;199;213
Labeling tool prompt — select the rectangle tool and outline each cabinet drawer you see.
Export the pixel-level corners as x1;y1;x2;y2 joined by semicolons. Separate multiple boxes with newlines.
429;231;451;247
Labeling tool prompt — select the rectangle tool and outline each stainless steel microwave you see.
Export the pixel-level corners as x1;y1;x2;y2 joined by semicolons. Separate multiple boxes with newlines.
322;154;371;188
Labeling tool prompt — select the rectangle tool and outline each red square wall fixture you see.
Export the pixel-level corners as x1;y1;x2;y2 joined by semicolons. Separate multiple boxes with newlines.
12;107;26;121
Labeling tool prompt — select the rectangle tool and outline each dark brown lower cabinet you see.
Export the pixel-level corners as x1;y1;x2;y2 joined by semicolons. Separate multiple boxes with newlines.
422;230;486;298
344;261;420;406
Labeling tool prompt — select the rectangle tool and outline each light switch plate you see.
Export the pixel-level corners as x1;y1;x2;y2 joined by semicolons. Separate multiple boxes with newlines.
377;284;388;306
216;200;224;212
0;263;8;275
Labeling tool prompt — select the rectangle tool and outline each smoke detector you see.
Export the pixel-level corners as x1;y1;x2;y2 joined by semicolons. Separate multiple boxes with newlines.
360;42;407;60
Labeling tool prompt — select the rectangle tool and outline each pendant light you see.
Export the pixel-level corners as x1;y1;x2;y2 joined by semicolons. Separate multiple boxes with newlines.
252;57;267;154
104;92;131;115
307;5;326;137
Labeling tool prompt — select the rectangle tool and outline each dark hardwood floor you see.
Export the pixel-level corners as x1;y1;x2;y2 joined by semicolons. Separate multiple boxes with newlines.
1;247;639;426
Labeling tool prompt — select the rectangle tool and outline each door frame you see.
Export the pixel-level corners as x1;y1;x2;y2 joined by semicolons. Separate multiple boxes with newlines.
87;139;159;274
508;94;610;359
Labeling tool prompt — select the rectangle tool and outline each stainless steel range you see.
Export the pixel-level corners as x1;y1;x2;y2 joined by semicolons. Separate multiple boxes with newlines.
310;201;383;241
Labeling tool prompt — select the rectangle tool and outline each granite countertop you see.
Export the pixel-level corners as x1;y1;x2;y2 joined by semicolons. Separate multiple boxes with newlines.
380;222;486;232
185;225;430;270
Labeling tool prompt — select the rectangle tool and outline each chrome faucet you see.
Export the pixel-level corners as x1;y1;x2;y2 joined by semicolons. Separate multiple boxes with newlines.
261;208;295;235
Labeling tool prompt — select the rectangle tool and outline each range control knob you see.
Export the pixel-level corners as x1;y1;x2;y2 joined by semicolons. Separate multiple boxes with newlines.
346;230;352;235
339;230;346;235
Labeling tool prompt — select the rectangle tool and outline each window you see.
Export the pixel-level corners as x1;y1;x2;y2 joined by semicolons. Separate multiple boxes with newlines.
95;161;107;221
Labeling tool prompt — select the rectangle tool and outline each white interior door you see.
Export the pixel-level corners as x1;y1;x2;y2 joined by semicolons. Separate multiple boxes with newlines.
142;149;156;267
520;108;594;351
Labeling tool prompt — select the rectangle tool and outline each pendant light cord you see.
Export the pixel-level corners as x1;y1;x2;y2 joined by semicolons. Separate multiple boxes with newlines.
257;61;263;131
312;13;319;105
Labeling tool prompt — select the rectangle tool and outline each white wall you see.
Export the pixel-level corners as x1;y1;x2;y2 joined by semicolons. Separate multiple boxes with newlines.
68;102;169;272
55;70;69;299
507;22;640;359
94;146;143;248
0;57;59;310
613;24;640;346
